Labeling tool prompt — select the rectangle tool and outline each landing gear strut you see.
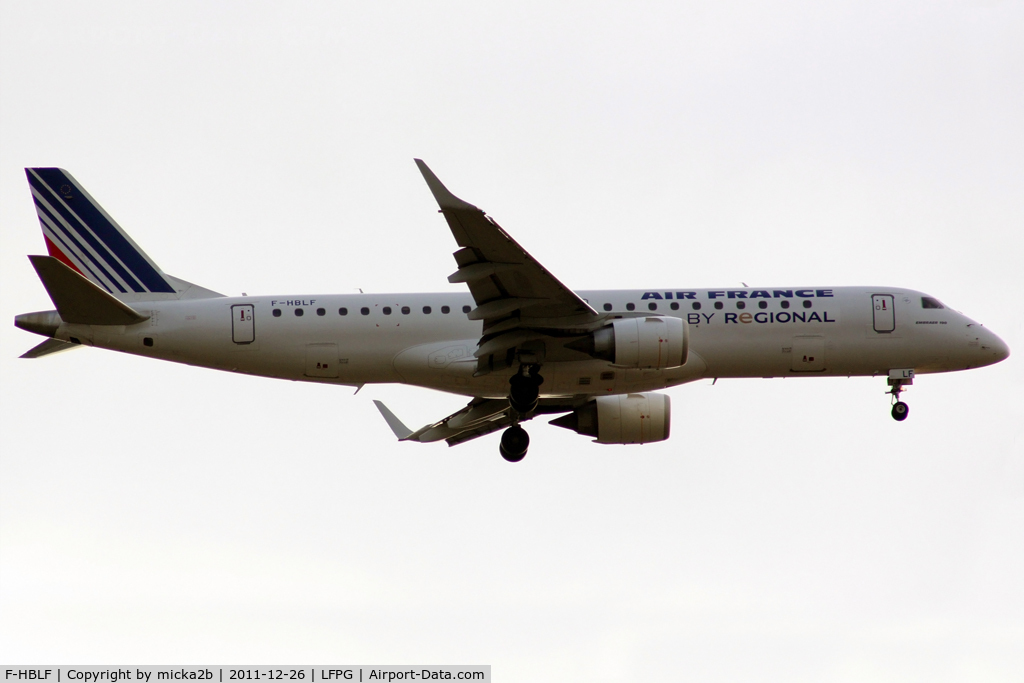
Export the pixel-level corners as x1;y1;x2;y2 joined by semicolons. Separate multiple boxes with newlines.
509;364;544;415
501;365;544;461
887;371;913;422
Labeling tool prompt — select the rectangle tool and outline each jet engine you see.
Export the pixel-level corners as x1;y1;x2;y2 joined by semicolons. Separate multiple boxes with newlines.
568;317;687;369
550;393;671;444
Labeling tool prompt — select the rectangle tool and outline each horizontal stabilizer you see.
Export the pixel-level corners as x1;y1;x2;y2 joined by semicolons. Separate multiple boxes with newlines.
20;338;81;359
29;255;149;325
372;400;414;440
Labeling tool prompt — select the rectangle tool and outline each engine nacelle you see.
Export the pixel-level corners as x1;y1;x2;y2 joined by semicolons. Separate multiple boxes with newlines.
550;393;672;444
579;316;687;369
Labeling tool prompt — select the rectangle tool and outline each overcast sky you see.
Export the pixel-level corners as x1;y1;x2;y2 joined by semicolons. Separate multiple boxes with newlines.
1;1;1022;680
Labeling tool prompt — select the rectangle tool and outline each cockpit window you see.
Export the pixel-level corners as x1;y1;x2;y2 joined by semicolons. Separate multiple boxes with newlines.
921;297;944;309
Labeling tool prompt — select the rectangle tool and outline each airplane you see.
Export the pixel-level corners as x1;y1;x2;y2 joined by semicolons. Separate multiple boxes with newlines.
14;162;1010;462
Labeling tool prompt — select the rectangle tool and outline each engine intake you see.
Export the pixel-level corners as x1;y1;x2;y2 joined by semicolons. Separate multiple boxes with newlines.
569;316;687;369
550;393;671;444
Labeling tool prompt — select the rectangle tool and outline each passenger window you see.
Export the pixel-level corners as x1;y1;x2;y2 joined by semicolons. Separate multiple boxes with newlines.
441;306;450;314
463;305;471;313
383;306;392;315
803;300;812;308
714;301;723;310
401;306;410;315
360;307;370;315
423;306;432;314
780;300;790;309
736;301;745;310
626;303;635;311
758;301;767;309
339;307;348;316
648;302;658;311
922;297;944;309
670;302;679;310
603;303;612;312
273;308;282;317
316;308;325;316
692;302;701;311
295;308;304;317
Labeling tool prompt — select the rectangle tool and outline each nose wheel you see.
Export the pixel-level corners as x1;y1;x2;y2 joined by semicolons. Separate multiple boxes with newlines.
887;374;911;422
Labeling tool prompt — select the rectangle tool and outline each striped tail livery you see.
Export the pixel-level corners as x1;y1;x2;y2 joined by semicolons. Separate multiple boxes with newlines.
25;168;220;302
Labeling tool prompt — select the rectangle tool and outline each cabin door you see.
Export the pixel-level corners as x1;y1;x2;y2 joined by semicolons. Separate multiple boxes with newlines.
872;295;895;332
231;305;255;344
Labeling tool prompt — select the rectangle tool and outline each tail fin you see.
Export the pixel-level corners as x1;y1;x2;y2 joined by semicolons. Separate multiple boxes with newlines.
25;168;222;300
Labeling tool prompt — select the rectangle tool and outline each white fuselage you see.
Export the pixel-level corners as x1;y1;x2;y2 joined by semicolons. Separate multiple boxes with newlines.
50;286;1008;398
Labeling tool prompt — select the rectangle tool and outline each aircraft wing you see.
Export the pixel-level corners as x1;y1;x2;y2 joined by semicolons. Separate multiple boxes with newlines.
374;396;576;447
415;160;602;374
374;397;512;446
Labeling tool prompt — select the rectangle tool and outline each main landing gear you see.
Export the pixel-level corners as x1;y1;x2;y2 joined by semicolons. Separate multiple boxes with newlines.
887;371;913;422
500;365;544;462
500;425;530;463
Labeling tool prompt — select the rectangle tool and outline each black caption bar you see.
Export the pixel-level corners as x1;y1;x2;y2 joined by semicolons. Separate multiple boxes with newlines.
2;668;490;683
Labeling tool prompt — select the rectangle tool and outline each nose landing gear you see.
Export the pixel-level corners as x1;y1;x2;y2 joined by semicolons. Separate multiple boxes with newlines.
501;365;544;462
887;369;914;422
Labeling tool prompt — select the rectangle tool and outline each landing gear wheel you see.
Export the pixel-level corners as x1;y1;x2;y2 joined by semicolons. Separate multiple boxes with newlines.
499;425;530;462
886;374;912;422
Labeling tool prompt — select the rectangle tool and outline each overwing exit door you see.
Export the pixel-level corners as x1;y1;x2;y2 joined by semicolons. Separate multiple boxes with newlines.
232;304;255;343
872;295;895;333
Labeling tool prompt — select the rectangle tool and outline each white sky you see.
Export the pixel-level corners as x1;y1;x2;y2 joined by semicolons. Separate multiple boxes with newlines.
1;1;1022;680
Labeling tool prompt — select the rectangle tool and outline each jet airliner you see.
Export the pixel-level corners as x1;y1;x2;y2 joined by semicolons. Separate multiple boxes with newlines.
14;162;1010;461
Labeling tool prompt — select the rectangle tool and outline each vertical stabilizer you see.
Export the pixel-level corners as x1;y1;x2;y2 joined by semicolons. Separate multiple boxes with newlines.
25;168;223;301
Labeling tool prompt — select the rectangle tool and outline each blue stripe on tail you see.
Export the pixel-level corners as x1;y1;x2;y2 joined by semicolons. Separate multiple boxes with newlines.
27;168;175;293
32;196;127;293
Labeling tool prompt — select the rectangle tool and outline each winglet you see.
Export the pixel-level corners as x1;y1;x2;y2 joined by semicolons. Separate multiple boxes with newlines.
372;400;414;440
414;159;480;211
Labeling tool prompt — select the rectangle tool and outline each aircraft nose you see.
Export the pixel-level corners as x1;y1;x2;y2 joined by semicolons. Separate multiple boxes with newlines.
986;330;1010;363
978;327;1010;365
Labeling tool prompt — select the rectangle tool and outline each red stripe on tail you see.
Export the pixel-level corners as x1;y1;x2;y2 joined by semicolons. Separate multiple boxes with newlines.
44;235;86;277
